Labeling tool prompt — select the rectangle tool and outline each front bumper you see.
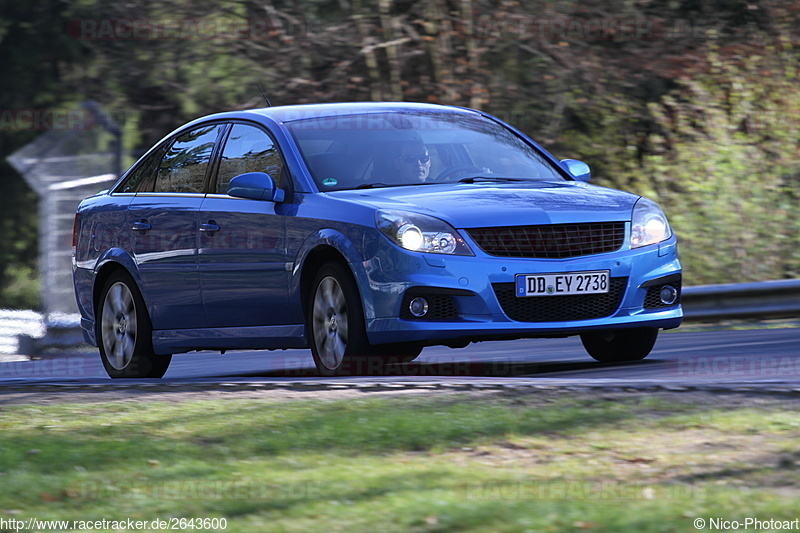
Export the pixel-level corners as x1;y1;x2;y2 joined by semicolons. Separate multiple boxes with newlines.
362;234;682;345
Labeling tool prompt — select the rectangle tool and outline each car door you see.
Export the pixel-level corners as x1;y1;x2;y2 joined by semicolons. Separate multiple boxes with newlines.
128;122;226;329
198;122;291;328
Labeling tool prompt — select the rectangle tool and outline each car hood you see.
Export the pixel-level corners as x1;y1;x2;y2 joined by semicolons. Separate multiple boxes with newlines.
331;181;639;228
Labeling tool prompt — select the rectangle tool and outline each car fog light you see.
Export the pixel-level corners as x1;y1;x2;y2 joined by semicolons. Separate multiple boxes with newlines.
409;297;429;317
660;285;678;305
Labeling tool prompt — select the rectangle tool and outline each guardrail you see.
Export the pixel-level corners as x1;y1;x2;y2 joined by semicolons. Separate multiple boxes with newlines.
682;279;800;321
0;311;82;356
0;310;45;355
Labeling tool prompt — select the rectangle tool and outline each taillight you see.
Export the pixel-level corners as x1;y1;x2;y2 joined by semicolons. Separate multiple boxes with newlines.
72;213;80;258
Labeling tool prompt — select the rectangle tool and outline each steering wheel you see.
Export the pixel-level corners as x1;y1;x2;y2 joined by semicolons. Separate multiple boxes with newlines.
435;165;485;182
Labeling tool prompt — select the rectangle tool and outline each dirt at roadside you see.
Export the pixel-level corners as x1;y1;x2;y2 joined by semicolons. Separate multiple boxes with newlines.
2;386;800;411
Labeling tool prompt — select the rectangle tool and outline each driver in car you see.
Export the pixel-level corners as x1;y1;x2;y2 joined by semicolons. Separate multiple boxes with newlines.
394;141;431;183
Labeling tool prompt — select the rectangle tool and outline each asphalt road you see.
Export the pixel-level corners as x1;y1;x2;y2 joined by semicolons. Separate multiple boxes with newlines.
1;328;799;388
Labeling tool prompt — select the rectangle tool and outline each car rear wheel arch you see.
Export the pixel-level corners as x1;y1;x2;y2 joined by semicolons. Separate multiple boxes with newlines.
96;270;171;378
93;262;135;320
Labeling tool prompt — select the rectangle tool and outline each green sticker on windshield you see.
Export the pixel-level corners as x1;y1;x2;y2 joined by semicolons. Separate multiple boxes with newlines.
321;177;338;187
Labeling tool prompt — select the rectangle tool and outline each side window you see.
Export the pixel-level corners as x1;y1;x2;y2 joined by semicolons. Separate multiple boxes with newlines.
116;146;164;193
216;124;285;194
154;124;224;193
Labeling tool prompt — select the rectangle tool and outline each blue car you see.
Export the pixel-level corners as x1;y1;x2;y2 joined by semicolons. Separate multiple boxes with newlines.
72;102;682;378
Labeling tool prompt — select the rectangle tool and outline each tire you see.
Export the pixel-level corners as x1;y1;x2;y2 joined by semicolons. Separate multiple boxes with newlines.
307;262;387;376
581;327;658;363
96;271;172;378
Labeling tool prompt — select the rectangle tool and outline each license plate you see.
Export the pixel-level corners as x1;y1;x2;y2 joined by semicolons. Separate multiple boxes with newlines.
515;270;610;297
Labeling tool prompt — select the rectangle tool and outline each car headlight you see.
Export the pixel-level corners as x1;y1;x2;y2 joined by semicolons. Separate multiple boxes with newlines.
376;210;473;255
631;197;672;248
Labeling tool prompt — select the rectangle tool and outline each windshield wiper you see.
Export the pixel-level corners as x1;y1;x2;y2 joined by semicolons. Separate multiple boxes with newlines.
458;176;527;183
355;182;440;190
355;182;389;189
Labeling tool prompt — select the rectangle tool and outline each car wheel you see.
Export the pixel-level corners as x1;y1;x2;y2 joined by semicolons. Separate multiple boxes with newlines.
581;327;658;362
97;271;172;378
308;262;382;375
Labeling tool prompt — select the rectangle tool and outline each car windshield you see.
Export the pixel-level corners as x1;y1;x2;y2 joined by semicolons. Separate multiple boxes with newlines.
286;111;566;191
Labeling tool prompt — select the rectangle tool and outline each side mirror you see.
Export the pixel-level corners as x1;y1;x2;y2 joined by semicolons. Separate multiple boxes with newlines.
560;159;591;182
227;172;285;202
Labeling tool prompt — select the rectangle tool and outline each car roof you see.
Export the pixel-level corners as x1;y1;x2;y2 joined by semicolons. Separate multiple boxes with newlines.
117;102;491;191
196;102;482;125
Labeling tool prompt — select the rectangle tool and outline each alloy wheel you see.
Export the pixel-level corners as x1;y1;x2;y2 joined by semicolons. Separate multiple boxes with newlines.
312;275;349;371
100;281;138;370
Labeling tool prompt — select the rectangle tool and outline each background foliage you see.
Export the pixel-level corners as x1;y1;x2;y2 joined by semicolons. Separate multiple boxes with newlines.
1;0;799;309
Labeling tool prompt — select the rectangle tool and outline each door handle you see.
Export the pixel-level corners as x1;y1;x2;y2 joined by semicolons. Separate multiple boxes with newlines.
132;221;151;232
199;223;221;233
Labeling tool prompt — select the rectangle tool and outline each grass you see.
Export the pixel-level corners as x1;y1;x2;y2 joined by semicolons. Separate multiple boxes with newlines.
1;391;800;532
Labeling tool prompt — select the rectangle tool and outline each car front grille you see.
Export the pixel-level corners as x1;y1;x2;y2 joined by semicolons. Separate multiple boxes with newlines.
468;222;626;259
492;278;628;322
